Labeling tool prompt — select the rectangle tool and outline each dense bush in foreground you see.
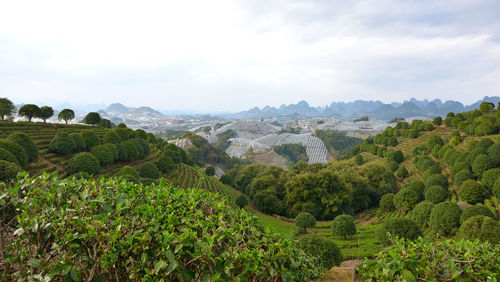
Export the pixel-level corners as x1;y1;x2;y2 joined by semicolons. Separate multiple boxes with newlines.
358;237;500;281
2;174;320;281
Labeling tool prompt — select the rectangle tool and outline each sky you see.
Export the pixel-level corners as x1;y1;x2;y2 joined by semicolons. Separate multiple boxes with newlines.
1;0;500;112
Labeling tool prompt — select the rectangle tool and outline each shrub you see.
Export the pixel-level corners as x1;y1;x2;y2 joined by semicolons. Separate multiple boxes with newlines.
424;185;448;204
8;132;38;162
459;180;486;204
389;150;404;163
104;143;119;161
354;154;363;165
69;133;86;151
385;160;398;172
0;160;19;182
48;132;76;155
81;129;100;148
115;143;128;161
425;174;448;189
140;177;157;186
133;138;150;155
408;201;434;228
0;148;19;167
67;152;100;175
114;127;134;141
449;136;461;145
403;180;425;201
134;129;147;139
297;235;343;269
460;205;496;224
295;212;316;232
458;216;500;244
117;165;139;179
358;237;500;281
494;179;500;198
6;176;321;281
433;116;443;125
103;131;122;144
235;194;248;208
427;135;443;148
331;215;356;239
482;168;500;190
487;143;500;166
429;202;462;235
156;154;174;173
220;174;232;185
122;141;139;160
252;191;283;215
396;166;408;178
454;169;474;187
130;139;144;157
205;166;215;176
472;154;493;178
393;187;420;213
407;129;419;138
0;140;28;169
139;162;159;179
379;193;395;212
377;217;421;245
90;145;114;166
451;162;470;177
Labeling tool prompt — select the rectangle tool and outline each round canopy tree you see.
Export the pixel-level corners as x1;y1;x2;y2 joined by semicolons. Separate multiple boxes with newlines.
331;215;356;239
294;212;316;233
0;97;16;120
57;109;75;124
459;180;486;204
83;112;101;125
8;132;39;162
297;235;343;269
458;215;500;244
18;104;40;122
37;106;54;123
429;202;462;236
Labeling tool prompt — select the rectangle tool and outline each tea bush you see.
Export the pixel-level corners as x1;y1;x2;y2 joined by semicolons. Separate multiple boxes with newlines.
358;237;500;281
0;148;19;167
4;175;321;281
81;129;100;148
67;152;100;175
424;185;448;204
156;154;174;173
139;162;159;179
69;133;86;151
408;201;434;228
235;194;248;208
297;235;343;269
116;165;139;180
103;130;121;144
331;215;356;239
90;145;114;166
294;212;316;232
459;180;486;204
8;132;38;162
48;132;76;155
429;202;462;235
0;159;19;182
460;205;497;223
0;140;28;169
379;193;395;212
377;217;421;245
458;215;500;243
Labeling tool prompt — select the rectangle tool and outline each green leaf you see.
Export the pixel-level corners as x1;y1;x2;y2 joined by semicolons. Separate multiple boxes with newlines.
70;266;82;282
154;260;168;274
13;227;24;236
402;269;416;282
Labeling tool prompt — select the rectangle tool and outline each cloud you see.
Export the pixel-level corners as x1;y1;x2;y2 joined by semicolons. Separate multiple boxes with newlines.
0;0;499;112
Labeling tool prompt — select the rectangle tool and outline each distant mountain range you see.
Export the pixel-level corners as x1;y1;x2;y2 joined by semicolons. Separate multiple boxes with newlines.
227;96;500;120
97;103;165;125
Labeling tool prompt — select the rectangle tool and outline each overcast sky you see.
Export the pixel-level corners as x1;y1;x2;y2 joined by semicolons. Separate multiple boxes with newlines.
1;0;500;112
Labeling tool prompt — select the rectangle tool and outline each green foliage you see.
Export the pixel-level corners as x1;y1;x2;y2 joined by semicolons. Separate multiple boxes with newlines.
297;235;343;269
427;135;443;148
122;140;139;160
205;166;215;176
139;162;160;179
358;237;500;281
57;109;75;124
81;129;100;148
377;217;421;245
114;127;134;141
116;143;128;161
454;169;474;187
460;205;497;223
18;104;40;122
134;129;147;139
331;215;356;239
408;201;434;228
385;160;398;172
429;202;462;235
5;175;321;281
459;180;486;204
37;106;54;122
103;143;119;161
103;130;122;144
494;178;500;198
116;165;139;180
67;152;100;175
433;116;443;125
0;148;18;166
69;133;86;151
252;190;283;215
487;143;500;166
354;154;364;165
393;187;420;213
90;145;114;166
424;185;448;204
458;216;500;243
83;112;101;125
0;140;28;169
156;154;174;173
472;154;493;177
294;212;316;232
482;168;500;190
0;160;19;182
220;174;232;185
8;132;39;162
388;150;404;163
450;135;461;145
379;193;395;212
425;174;448;189
407;129;419;138
48;132;76;155
316;130;363;156
235;194;248;208
354;116;369;122
274;143;308;164
0;97;16;120
396;166;408;178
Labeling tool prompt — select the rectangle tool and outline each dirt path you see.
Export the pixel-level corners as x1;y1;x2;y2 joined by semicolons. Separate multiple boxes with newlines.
323;260;364;281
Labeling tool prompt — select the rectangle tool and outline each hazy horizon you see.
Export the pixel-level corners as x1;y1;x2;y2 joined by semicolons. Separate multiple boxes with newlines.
2;0;500;112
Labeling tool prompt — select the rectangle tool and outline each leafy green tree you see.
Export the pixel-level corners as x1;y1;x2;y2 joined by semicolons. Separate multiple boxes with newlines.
408;201;434;228
453;169;473;187
479;102;494;113
115;143;128;161
393;187;420;213
459;180;486;204
482;168;500;190
252;190;283;215
0;97;16;120
472;154;493;177
57;109;75;124
156;154;174;173
103;131;122;144
294;212;316;233
90;145;114;166
134;129;147;140
331;215;356;239
235;194;248;208
425;174;448;189
458;216;499;243
122;141;139;160
396;166;408;178
18;104;40;122
48;132;76;155
377;217;421;245
8;132;38;162
37;106;54;123
0;160;19;182
429;202;462;235
0;140;28;169
103;143;119;161
297;235;343;269
83;112;101;125
433;116;443;126
67;152;100;175
460;205;497;223
427;135;444;148
140;162;159;179
98;118;112;128
379;193;395;212
69;133;86;151
205;166;215;176
220;174;232;185
81;129;100;148
487;143;500;166
424;185;448;204
354;154;364;165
